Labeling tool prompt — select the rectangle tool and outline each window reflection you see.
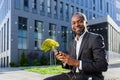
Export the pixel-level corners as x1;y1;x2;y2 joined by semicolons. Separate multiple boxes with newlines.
14;0;20;9
18;17;27;49
34;20;43;50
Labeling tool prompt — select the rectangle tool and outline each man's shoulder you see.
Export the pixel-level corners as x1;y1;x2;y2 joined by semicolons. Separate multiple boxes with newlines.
87;32;104;40
88;32;102;37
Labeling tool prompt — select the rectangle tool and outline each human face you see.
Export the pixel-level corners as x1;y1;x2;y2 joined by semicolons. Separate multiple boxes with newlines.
71;15;88;36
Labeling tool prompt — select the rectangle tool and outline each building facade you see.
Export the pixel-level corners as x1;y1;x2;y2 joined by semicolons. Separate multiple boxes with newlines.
115;0;120;26
88;15;120;53
0;0;120;67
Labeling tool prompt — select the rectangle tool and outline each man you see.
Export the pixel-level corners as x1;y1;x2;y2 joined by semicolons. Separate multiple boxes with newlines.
44;12;108;80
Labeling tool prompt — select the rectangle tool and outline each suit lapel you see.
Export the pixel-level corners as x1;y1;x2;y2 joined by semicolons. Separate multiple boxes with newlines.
78;32;89;59
72;40;77;59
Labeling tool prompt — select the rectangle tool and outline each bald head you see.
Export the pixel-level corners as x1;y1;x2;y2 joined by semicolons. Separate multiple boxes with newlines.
72;12;87;21
71;12;88;36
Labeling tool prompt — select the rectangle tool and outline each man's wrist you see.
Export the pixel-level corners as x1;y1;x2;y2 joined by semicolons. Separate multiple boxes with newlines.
74;60;80;67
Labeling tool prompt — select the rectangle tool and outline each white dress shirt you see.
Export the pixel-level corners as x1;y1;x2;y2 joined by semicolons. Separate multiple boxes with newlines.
75;31;86;72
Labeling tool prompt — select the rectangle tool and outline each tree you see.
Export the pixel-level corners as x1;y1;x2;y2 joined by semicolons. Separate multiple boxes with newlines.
19;50;29;66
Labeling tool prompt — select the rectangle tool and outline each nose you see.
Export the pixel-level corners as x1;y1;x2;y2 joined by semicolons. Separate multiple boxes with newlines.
75;22;80;27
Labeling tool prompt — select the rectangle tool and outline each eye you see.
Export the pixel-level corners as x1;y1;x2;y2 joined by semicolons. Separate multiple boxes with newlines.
78;20;83;23
72;22;75;25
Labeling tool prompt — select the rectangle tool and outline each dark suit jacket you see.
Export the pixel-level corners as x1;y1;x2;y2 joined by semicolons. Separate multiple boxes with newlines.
62;32;108;80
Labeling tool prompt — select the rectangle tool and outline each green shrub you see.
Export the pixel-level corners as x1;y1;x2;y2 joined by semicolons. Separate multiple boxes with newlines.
9;62;15;67
19;50;29;66
33;59;40;66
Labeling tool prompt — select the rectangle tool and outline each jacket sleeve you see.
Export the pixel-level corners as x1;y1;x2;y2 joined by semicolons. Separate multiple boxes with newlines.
82;35;108;72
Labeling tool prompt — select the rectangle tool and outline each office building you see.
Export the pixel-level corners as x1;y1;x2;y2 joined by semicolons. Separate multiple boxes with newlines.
115;0;120;26
88;15;120;53
0;0;120;67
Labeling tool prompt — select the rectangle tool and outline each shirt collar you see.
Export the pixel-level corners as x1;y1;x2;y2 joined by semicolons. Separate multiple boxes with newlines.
75;31;86;41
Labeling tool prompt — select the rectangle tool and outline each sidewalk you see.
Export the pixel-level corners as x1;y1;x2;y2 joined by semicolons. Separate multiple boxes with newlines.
0;60;120;80
0;68;52;80
103;60;120;80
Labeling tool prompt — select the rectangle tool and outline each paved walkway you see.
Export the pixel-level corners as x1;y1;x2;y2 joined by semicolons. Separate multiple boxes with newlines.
0;60;120;80
103;60;120;80
0;67;52;80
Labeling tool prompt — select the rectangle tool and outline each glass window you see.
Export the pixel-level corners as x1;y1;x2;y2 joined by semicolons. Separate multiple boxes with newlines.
7;19;9;50
49;23;56;39
93;6;95;11
0;0;10;26
60;2;63;20
18;17;27;30
32;0;37;9
80;9;84;13
18;17;27;49
6;56;9;67
34;20;43;49
61;26;67;51
107;2;109;13
54;0;57;16
24;0;29;7
18;30;27;37
4;23;6;51
14;0;20;9
100;0;102;10
18;37;27;49
23;38;27;49
18;30;22;37
18;38;22;49
34;32;42;39
71;6;74;16
47;0;51;13
40;0;44;11
93;13;96;18
61;26;67;42
76;7;79;12
0;31;1;53
1;28;3;52
24;0;29;11
18;30;27;49
32;0;37;13
65;4;69;21
93;0;95;4
34;20;43;33
34;40;37;47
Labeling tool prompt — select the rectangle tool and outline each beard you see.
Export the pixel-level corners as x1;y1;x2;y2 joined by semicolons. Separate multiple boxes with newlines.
73;27;85;36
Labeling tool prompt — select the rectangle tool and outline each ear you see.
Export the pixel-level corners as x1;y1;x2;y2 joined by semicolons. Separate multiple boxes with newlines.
86;21;88;25
84;21;88;26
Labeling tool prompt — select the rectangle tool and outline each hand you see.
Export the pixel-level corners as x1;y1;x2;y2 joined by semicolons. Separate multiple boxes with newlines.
55;51;65;61
55;51;80;67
